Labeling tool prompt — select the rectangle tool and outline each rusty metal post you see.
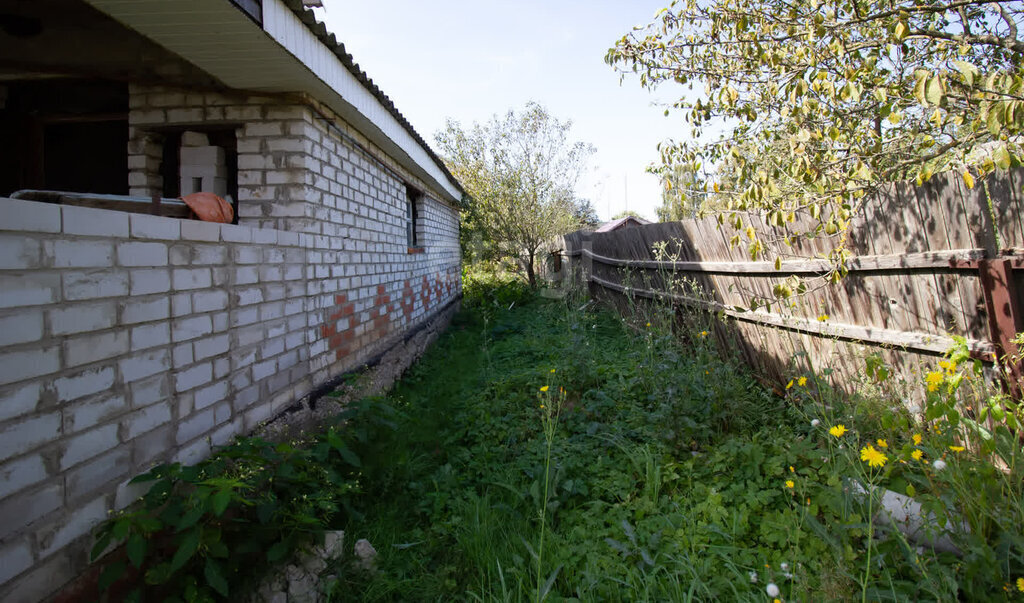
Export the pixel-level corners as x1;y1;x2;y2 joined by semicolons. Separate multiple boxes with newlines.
581;232;594;297
978;258;1024;395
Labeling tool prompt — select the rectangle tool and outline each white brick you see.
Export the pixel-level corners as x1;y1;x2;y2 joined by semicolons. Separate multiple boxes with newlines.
122;298;169;324
65;447;131;502
54;366;116;402
122;403;171;439
52;240;113;268
194;334;229;360
175;362;212;392
120;349;171;383
252;358;277;381
37;495;109;556
0;538;34;585
172;315;212;342
130;213;181;240
64;330;128;368
0;454;48;497
233;246;261;264
172;343;193;368
0;198;61;233
0;413;61;463
175;406;217;444
220;224;253;243
0;273;59;308
49;302;116;335
129;374;168;407
235;266;259;284
0;235;42;269
180;220;220;242
131;323;171;350
0;382;40;423
60;424;118;470
235;287;263;305
0;309;43;345
117;242;168;267
64;395;127;433
193;381;227;410
63;271;129;301
171;292;192;317
172;268;211;290
130;268;171;295
62;205;130;237
192;290;228;313
0;346;60;386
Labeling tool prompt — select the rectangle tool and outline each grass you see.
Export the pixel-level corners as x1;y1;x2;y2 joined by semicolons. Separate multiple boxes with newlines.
328;279;1024;601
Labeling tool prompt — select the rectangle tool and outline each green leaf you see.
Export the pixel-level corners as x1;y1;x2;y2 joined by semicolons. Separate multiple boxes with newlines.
91;531;113;562
952;60;978;87
212;489;232;517
267;540;291;562
111;518;132;541
925;75;944;106
993;144;1011;170
127;533;147;569
144;562;173;585
171;528;201;572
337;445;362;468
98;561;126;592
204;558;230;598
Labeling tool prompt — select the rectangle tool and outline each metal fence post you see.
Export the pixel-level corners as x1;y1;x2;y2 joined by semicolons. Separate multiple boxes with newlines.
581;232;593;296
979;258;1024;394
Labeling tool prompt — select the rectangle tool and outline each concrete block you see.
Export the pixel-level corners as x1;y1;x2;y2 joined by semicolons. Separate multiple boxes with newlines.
252;358;277;381
130;213;181;240
0;412;61;463
192;290;228;313
0;453;48;499
62;205;130;238
131;322;171;350
114;478;149;512
193;381;228;410
220;224;253;243
172;315;212;342
175;406;216;445
54;366;116;403
0;346;60;386
63;271;129;301
129;374;168;407
117;242;168;267
214;356;230;379
235;287;264;306
0;538;34;585
167;108;204;123
0;273;59;309
0;381;40;423
52;240;113;269
60;423;119;470
0;309;43;345
121;403;172;440
179;146;225;166
49;301;116;335
65;447;130;502
0;483;62;540
172;343;193;368
0;198;61;233
180;220;220;242
64;394;126;433
0;235;42;269
122;297;169;324
120;349;171;385
175;362;212;392
173;437;211;465
129;268;171;296
37;495;109;557
233;246;261;264
172;268;212;291
212;311;228;333
193;334;229;361
64;330;129;368
181;131;209;146
235;265;259;285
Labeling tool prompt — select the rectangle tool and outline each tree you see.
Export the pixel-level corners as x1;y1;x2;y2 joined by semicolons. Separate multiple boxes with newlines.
574;198;602;228
607;0;1024;268
611;209;648;220
436;103;595;287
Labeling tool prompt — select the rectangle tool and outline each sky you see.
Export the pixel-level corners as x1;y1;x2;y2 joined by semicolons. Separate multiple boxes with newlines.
311;0;688;222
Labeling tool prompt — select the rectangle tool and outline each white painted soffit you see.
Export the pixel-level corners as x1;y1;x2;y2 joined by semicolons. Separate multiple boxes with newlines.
83;0;462;204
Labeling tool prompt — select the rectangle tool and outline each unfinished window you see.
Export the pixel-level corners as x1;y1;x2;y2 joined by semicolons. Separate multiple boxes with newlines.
406;185;422;252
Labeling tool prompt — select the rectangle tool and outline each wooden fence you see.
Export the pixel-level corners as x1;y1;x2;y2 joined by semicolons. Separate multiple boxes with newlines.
558;168;1024;398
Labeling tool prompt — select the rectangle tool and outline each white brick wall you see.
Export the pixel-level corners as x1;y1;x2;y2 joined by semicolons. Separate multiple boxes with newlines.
0;84;462;602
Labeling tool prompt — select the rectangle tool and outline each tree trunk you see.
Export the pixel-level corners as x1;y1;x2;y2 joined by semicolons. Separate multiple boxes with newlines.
525;253;537;289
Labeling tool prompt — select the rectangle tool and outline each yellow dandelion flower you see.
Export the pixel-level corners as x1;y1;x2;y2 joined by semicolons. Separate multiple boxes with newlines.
876;439;888;448
829;424;847;438
540;386;549;392
949;445;965;452
789;466;795;473
817;314;829;322
550;369;556;373
1017;577;1024;592
911;449;924;461
774;599;782;603
700;330;709;337
785;480;795;489
860;445;888;468
539;404;545;409
938;359;957;374
646;322;651;328
798;376;808;386
926;371;944;392
912;433;922;445
786;379;794;390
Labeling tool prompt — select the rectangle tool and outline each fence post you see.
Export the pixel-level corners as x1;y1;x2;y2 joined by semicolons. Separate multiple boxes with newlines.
979;258;1024;394
581;232;593;296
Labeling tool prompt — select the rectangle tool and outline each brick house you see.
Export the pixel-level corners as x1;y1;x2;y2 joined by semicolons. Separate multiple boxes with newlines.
0;0;463;599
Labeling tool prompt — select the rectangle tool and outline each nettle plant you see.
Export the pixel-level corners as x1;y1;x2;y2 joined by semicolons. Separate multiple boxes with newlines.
90;400;393;601
608;0;1024;272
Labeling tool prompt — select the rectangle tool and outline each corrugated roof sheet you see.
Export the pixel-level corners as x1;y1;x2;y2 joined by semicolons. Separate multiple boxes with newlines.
279;0;465;198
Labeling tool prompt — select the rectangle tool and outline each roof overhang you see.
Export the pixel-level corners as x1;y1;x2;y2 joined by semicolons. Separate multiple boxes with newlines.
83;0;463;205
